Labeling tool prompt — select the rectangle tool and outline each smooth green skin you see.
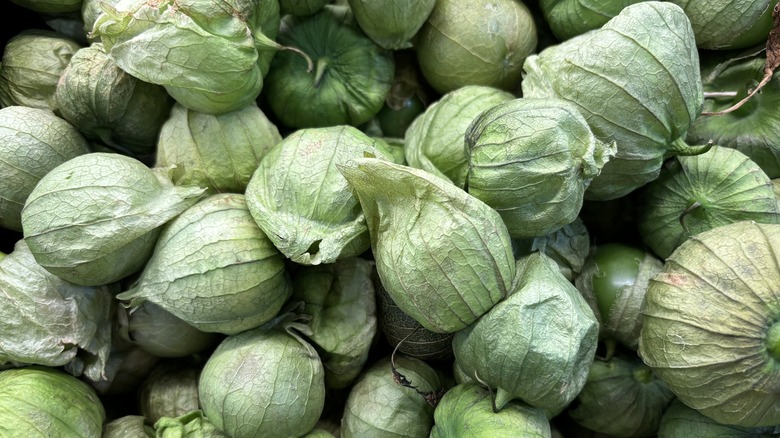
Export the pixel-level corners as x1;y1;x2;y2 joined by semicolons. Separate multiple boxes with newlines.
0;106;89;232
415;0;536;94
245;126;391;265
280;0;329;16
658;399;780;437
0;367;105;437
55;43;173;157
117;194;291;335
667;0;773;49
465;98;615;239
688;57;780;178
404;85;514;186
156;102;282;195
265;6;394;128
22;153;204;286
453;252;598;414
376;95;425;139
347;0;436;49
10;0;81;13
0;30;80;110
0;240;113;380
139;364;200;424
199;326;325;438
430;383;551;438
568;353;675;437
639;221;780;427
123;301;221;358
539;0;643;41
92;0;280;114
575;243;662;350
637;146;780;259
292;257;377;389
522;2;703;201
339;158;515;334
341;355;440;438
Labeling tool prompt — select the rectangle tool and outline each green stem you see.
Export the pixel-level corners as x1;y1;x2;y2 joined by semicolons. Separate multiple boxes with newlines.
679;200;702;234
313;57;329;88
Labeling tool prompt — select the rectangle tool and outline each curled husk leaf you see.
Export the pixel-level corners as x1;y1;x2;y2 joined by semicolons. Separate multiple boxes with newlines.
265;6;395;128
84;338;160;395
54;43;173;159
430;382;551;438
658;399;780;437
292;257;377;389
117;193;292;335
404;85;514;186
576;243;663;351
140;363;200;425
667;0;774;50
155;102;282;195
347;0;436;49
637;146;780;259
339;158;515;333
522;2;703;200
246;126;392;265
0;240;113;381
415;0;537;93
512;217;590;282
0;30;80;110
688;56;780;178
568;352;675;437
341;355;441;438
0;106;89;231
539;0;644;41
198;320;325;438
0;367;105;437
103;415;154;438
154;410;228;438
91;0;281;114
119;301;221;358
21;152;204;286
465;98;616;238
453;252;598;414
639;221;780;427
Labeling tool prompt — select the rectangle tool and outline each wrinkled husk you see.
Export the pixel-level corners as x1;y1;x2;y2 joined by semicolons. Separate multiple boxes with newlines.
339;158;515;334
415;0;537;93
22;153;204;286
292;257;377;389
246;126;392;265
54;43;172;158
465;98;615;238
155;102;282;195
404;85;514;186
637;146;780;259
666;0;773;49
658;399;780;437
140;363;200;425
569;353;675;437
0;240;113;381
117;194;291;335
688;56;780;178
91;0;280;114
154;410;228;438
265;6;394;128
539;0;643;41
199;321;325;438
522;2;703;200
453;252;598;414
0;367;105;437
341;355;441;438
576;244;663;350
0;105;89;231
0;30;80;110
639;221;780;427
103;415;154;438
512;217;590;282
430;383;551;438
347;0;436;49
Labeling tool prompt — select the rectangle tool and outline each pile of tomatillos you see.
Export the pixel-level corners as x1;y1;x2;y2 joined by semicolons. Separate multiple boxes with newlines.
1;0;780;436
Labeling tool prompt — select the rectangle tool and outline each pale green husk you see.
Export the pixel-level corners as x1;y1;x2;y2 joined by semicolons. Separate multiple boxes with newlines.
658;399;780;437
140;364;200;425
522;1;703;200
339;158;515;334
103;415;154;438
154;410;228;438
539;0;643;41
117;193;291;335
666;0;773;49
347;0;436;49
0;106;89;232
512;217;590;282
22;152;204;286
